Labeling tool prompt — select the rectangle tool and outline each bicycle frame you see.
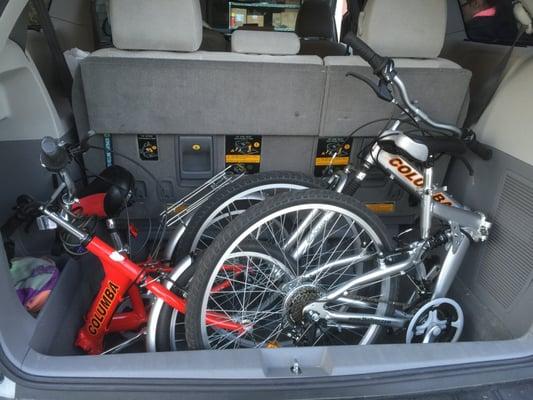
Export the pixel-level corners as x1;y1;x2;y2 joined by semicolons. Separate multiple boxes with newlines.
104;261;172;335
300;132;491;327
41;208;246;355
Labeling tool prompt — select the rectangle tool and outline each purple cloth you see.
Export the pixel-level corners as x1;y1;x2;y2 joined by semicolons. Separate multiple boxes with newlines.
10;258;59;307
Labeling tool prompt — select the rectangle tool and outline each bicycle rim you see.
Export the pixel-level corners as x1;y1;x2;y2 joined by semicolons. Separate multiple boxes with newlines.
189;183;310;254
198;203;392;349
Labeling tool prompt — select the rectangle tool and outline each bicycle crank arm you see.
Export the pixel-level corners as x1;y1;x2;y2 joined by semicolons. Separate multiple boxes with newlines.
304;302;407;329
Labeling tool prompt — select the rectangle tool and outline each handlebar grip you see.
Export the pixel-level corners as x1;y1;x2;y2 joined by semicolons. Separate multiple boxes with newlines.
40;136;69;172
468;139;493;161
343;33;390;74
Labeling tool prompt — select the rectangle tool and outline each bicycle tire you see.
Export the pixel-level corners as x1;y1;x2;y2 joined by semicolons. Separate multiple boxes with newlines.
156;171;322;351
185;189;398;350
171;171;323;263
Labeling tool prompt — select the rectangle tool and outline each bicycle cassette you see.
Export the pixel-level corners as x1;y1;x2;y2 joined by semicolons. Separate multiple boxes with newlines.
406;298;464;344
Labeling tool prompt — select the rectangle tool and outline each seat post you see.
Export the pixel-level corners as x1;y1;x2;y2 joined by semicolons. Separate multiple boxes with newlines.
106;218;128;254
420;166;434;240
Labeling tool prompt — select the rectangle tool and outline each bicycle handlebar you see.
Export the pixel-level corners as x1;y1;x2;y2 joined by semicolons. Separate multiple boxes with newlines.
344;34;493;161
40;136;80;199
463;130;493;161
343;32;390;73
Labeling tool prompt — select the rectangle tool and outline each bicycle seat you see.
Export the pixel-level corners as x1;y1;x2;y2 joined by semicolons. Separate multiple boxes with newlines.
75;165;135;218
410;135;467;159
380;133;467;163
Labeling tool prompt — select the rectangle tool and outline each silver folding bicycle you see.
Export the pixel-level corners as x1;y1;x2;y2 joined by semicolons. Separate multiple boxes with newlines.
182;35;494;350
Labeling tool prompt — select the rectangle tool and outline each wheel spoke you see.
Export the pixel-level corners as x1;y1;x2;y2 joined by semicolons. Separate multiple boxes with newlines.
197;198;393;350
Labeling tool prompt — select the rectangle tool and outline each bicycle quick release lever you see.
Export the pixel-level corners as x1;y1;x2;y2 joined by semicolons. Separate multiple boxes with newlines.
40;136;69;172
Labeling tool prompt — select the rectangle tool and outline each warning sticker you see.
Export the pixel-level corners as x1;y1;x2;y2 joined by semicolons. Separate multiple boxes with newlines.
365;202;396;214
225;135;262;174
137;135;159;161
314;137;354;177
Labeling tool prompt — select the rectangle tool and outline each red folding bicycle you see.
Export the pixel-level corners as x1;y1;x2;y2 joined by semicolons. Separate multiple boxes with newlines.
37;136;248;355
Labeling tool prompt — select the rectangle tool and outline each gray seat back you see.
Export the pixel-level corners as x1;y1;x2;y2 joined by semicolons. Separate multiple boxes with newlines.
71;0;326;218
321;58;471;136
78;50;324;136
320;0;472;223
73;1;325;138
321;0;471;137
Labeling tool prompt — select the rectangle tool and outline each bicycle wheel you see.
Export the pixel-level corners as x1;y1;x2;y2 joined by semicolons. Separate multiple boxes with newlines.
156;171;321;351
185;189;398;350
171;171;323;263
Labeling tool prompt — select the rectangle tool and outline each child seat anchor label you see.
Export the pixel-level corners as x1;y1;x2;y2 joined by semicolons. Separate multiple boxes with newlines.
225;135;262;174
314;137;354;177
137;134;159;161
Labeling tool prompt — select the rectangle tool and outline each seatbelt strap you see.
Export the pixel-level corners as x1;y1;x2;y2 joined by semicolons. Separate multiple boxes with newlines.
30;0;73;100
103;133;114;168
464;26;526;127
350;0;364;35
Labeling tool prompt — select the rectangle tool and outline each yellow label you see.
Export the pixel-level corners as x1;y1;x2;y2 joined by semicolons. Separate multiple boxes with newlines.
366;202;396;214
314;157;350;167
225;154;261;164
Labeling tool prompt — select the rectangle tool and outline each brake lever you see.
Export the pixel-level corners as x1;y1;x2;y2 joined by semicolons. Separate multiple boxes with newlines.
346;72;394;102
455;156;474;177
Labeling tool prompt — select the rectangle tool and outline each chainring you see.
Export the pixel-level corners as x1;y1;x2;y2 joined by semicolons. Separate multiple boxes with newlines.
406;298;464;344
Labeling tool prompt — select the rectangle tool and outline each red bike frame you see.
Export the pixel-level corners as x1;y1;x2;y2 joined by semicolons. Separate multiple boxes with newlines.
105;261;171;335
75;236;246;355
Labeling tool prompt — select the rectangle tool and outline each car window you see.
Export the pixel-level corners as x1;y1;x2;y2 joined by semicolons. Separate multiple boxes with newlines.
459;0;533;45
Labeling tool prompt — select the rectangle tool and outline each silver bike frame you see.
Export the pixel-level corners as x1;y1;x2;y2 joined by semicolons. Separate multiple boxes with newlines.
296;68;491;318
299;136;491;326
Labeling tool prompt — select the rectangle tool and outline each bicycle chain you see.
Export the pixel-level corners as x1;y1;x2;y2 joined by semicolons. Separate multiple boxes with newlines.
347;295;410;309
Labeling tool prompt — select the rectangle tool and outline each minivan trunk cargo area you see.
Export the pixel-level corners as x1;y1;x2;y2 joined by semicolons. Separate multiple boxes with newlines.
2;132;533;392
2;0;533;398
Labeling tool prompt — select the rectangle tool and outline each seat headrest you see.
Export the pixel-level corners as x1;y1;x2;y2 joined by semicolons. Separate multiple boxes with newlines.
295;0;335;39
231;30;300;55
358;0;447;59
109;0;203;52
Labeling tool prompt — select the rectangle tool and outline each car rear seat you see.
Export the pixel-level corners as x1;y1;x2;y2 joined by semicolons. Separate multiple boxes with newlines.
72;0;325;216
295;0;347;58
74;0;324;137
322;0;471;137
321;0;472;218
